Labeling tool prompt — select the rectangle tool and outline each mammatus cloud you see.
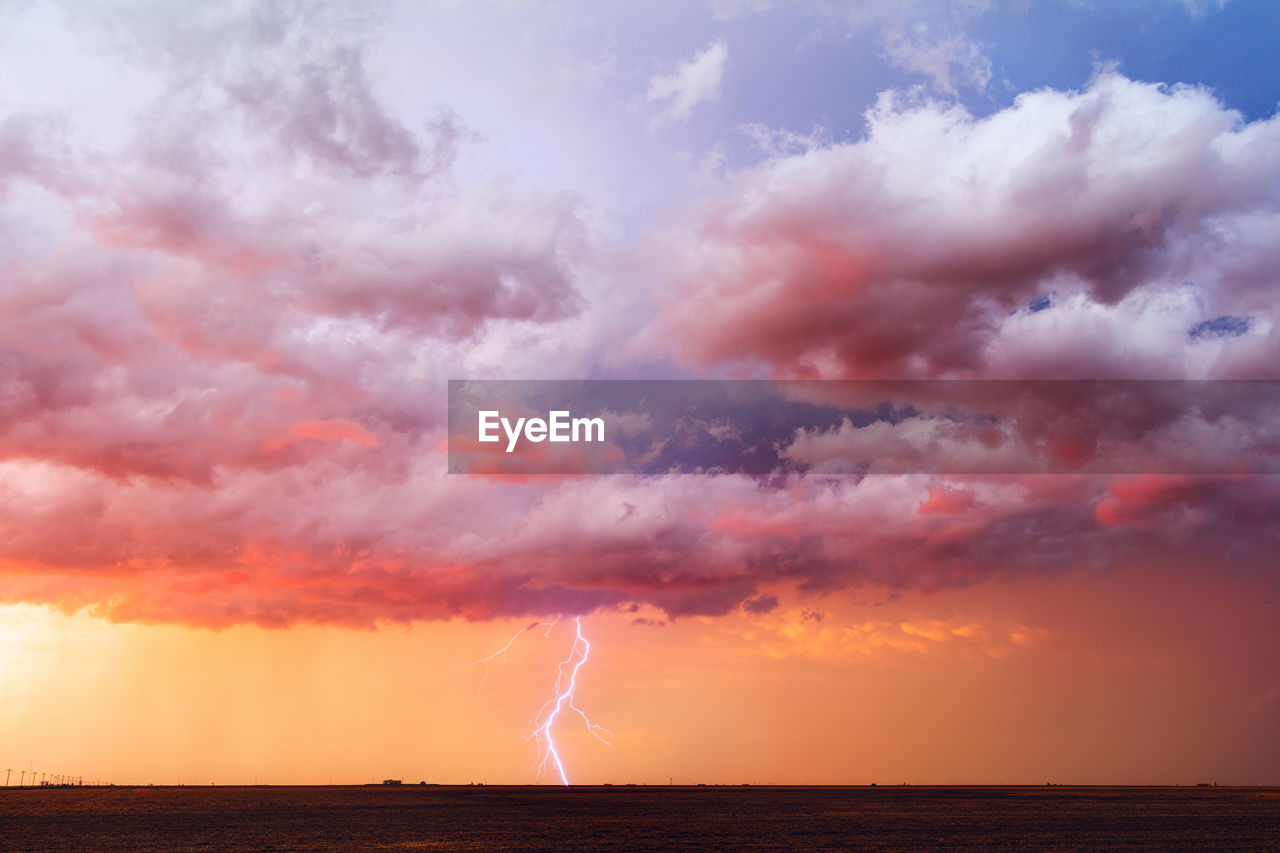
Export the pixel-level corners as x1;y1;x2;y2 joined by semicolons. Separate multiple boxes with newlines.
646;40;729;130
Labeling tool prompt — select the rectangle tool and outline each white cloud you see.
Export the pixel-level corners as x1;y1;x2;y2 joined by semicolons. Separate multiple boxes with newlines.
647;71;1280;379
881;27;992;95
817;0;994;95
740;122;831;156
646;39;728;130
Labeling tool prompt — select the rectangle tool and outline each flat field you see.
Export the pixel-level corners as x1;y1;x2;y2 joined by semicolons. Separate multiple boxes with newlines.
2;784;1277;851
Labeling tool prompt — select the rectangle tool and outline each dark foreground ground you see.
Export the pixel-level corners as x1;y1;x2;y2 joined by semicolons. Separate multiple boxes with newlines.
2;785;1278;852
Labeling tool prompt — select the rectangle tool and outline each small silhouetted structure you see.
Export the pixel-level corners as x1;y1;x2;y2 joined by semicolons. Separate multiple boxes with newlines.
382;779;402;786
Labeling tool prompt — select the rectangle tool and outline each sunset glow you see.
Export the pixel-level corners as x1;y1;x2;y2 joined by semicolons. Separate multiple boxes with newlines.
2;0;1279;790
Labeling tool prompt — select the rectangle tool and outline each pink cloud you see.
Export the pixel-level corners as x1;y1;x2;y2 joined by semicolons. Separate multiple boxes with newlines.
649;71;1280;379
286;419;380;447
918;485;977;515
0;9;1276;632
6;455;1273;629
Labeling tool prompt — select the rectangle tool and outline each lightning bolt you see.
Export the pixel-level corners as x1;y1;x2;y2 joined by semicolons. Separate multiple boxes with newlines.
462;615;611;785
527;616;612;785
457;619;558;689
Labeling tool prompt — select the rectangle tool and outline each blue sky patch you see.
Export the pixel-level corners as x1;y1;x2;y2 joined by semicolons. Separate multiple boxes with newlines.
1189;315;1252;341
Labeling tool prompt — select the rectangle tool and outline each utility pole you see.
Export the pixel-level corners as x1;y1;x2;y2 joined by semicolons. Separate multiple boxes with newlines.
19;770;25;787
5;769;10;786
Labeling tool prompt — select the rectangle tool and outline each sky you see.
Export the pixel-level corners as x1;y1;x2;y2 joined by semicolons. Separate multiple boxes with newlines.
1;0;1279;786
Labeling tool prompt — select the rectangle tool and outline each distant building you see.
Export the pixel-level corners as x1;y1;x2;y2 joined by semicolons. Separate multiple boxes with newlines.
382;779;402;786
